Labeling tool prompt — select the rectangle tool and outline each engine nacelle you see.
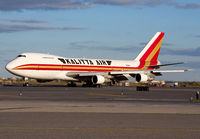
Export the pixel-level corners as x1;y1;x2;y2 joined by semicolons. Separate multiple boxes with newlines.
91;75;105;84
135;74;154;82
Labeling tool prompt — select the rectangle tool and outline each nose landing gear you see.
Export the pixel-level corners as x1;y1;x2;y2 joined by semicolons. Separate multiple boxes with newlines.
23;77;29;87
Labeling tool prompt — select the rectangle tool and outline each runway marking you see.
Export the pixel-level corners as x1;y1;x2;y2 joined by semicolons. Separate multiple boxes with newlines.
88;93;126;98
0;107;35;111
0;127;200;133
113;98;188;102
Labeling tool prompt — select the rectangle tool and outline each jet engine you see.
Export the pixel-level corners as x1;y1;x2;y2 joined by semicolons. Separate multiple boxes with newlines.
135;74;155;82
91;75;107;84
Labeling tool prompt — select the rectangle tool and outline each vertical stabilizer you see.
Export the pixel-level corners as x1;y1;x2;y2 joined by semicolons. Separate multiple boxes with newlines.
134;32;164;68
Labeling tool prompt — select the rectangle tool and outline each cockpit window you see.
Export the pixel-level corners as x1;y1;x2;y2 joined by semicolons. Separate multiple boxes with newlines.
17;55;26;57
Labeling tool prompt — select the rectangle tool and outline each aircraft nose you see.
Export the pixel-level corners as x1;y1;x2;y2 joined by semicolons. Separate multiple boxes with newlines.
5;62;14;72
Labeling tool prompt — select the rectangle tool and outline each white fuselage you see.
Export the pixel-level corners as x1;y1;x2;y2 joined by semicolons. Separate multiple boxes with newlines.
6;53;145;81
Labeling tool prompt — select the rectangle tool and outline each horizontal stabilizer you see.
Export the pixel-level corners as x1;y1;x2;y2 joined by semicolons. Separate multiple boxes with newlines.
109;69;188;75
152;69;188;73
147;62;184;69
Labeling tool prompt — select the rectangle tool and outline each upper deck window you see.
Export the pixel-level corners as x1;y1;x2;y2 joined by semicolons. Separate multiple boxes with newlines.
17;55;26;57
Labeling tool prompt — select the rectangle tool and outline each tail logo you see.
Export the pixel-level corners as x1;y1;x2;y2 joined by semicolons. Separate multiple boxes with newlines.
135;32;165;69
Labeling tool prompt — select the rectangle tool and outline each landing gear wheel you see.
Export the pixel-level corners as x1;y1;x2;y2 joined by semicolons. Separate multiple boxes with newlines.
23;82;29;87
22;77;29;87
96;84;102;88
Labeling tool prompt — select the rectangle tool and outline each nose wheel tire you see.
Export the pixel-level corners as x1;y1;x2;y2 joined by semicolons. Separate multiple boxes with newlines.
23;82;29;87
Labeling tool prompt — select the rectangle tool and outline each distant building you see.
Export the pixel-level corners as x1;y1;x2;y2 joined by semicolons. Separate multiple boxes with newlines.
0;78;2;84
10;77;17;81
152;80;166;87
166;82;179;87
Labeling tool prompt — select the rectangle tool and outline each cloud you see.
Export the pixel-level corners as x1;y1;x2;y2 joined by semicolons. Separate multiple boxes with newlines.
194;35;200;38
70;41;200;57
87;0;166;6
159;60;200;69
0;0;200;11
0;0;92;11
0;18;86;33
169;2;200;9
184;62;200;69
88;0;200;9
0;24;85;33
69;41;141;52
161;47;200;57
69;41;114;50
140;42;174;46
0;18;47;24
87;0;144;6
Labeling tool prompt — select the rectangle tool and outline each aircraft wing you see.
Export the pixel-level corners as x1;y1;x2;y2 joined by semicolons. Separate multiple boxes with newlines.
66;71;132;81
66;69;188;82
66;69;189;77
67;69;188;76
66;69;188;77
66;72;108;77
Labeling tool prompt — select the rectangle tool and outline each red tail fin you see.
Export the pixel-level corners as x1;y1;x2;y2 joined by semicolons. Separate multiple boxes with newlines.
134;32;165;69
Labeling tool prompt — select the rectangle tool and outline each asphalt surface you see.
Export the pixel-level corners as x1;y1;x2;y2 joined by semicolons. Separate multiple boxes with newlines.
0;85;200;139
0;85;198;102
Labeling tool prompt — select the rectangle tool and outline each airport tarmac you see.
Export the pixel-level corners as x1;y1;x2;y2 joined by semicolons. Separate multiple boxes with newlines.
0;86;200;139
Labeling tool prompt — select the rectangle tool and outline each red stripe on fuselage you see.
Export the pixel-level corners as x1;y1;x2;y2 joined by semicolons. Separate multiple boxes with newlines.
14;64;143;72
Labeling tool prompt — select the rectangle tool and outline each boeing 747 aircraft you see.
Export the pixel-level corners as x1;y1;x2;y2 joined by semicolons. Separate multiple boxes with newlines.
6;32;186;87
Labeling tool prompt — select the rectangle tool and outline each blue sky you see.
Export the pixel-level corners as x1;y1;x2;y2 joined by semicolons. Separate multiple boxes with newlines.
0;0;200;81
